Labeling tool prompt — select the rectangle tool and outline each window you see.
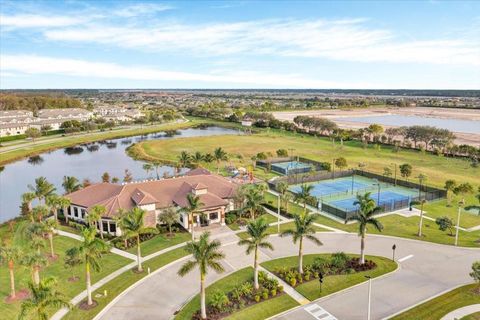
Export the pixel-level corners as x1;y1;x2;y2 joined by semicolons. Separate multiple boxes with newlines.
102;221;109;232
209;212;218;220
179;214;184;223
110;222;116;234
81;209;86;219
74;207;78;218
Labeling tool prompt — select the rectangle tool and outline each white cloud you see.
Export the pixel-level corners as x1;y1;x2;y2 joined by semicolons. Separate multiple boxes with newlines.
0;54;362;88
0;14;84;28
41;18;480;66
113;3;173;17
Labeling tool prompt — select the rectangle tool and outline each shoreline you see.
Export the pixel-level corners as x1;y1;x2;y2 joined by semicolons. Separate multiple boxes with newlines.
272;107;480;147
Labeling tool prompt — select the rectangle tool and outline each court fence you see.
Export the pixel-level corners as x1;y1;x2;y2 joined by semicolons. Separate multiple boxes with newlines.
269;168;446;220
258;157;329;176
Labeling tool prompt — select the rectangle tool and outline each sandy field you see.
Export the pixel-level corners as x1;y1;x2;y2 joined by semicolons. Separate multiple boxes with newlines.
272;107;480;147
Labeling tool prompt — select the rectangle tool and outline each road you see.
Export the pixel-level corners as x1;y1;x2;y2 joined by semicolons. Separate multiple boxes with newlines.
97;232;480;320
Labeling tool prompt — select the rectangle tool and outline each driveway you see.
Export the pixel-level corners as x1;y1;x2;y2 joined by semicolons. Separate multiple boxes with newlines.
98;233;480;320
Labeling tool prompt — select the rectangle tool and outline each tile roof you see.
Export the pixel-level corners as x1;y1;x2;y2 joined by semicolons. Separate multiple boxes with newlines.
66;172;237;218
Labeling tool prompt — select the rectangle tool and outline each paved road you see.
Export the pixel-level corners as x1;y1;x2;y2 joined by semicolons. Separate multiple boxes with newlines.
97;233;480;320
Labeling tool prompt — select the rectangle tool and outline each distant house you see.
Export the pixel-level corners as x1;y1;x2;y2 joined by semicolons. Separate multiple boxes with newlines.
37;108;93;121
0;110;33;121
241;117;253;127
0;122;30;136
65;170;238;236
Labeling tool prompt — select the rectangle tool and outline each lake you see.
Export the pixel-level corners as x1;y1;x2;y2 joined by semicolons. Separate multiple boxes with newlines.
333;115;480;134
0;126;240;223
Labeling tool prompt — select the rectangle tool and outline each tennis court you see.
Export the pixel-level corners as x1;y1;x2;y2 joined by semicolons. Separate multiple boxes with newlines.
289;175;384;198
328;190;412;212
271;161;312;175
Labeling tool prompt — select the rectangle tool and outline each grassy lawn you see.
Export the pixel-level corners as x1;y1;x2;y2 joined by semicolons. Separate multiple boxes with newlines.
126;231;191;257
261;254;397;301
265;191;480;247
227;213;278;231
174;267;299;320
130;129;480;188
63;246;189;320
422;196;480;229
463;312;480;320
0;220;131;320
392;284;480;320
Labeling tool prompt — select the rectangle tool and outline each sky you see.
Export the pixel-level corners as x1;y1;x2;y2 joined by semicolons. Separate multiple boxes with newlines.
0;0;479;89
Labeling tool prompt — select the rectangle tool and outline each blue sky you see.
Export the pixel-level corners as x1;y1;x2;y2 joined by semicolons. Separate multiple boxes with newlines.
1;0;479;89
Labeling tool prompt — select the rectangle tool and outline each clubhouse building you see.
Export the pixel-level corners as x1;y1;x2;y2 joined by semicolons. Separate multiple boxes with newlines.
65;169;237;236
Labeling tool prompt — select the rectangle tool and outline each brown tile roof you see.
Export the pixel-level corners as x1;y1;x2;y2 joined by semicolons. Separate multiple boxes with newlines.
66;174;237;218
184;168;211;176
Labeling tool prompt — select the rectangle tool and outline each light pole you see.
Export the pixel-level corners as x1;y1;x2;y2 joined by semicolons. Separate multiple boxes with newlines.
351;171;355;195
373;179;381;205
366;275;372;320
332;158;336;180
418;199;426;237
455;200;465;246
391;163;397;186
277;193;281;234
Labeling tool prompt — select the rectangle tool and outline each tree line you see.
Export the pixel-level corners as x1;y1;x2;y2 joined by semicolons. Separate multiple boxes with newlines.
0;94;82;112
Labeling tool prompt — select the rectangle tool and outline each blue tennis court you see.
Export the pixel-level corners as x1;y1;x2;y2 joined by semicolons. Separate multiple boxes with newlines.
289;176;370;198
328;191;411;211
271;161;311;175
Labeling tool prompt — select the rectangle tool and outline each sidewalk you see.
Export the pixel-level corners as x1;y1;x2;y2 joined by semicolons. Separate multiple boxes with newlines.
441;304;480;320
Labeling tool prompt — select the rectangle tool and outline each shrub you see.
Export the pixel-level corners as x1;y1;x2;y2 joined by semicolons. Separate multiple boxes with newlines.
210;290;230;312
262;291;269;300
330;252;349;272
278;285;284;293
312;257;329;274
304;271;311;281
225;213;237;225
254;295;261;302
271;289;277;296
258;270;268;284
230;287;243;302
240;281;253;298
289;277;297;287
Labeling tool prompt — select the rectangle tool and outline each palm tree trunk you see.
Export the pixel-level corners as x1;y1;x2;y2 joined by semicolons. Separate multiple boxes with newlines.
360;234;365;264
254;246;259;290
48;233;55;257
190;213;195;241
86;262;93;305
99;219;104;239
200;274;207;319
298;237;304;274
8;262;15;298
216;160;220;174
137;235;143;272
64;206;69;223
33;266;40;285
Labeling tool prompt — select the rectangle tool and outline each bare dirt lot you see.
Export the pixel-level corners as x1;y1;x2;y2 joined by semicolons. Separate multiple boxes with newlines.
272;107;480;146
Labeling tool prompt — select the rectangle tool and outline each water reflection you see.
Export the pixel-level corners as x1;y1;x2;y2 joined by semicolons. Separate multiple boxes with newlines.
121;139;132;145
64;146;84;155
106;142;117;149
86;144;100;152
27;155;44;165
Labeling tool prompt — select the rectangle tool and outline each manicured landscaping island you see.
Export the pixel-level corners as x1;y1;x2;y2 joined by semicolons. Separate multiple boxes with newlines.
0;220;131;319
392;283;480;320
261;253;397;301
174;267;299;320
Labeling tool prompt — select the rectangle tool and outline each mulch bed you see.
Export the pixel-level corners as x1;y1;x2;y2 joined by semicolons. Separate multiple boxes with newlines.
78;300;98;310
4;289;30;303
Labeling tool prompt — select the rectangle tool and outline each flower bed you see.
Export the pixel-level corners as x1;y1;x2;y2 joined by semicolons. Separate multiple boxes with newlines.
192;271;284;320
272;252;377;287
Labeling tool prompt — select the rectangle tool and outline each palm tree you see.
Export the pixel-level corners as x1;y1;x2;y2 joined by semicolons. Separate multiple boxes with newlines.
28;177;56;204
22;252;47;286
117;208;158;272
178;151;191;168
142;163;153;178
444;179;457;207
192;151;204;168
57;196;71;223
87;205;106;239
0;243;21;299
159;207;179;236
62;176;81;194
294;184;314;214
213;147;228;173
277;182;289;213
181;193;204;241
178;232;225;320
42;219;58;258
66;227;111;306
345;192;384;264
281;212;322;274
32;205;49;222
46;194;62;222
18;277;71;320
21;192;36;222
244;187;263;220
238;218;274;289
